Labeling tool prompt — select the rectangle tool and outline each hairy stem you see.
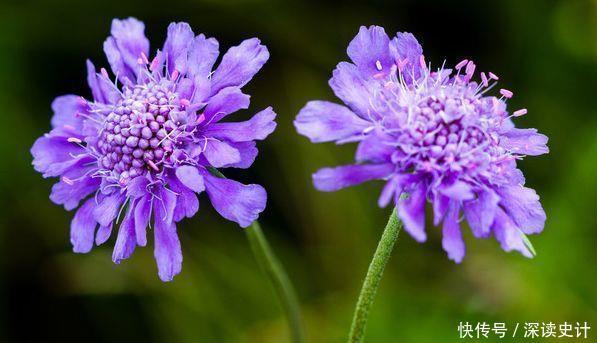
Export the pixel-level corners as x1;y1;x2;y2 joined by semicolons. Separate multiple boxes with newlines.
247;221;306;343
348;209;402;343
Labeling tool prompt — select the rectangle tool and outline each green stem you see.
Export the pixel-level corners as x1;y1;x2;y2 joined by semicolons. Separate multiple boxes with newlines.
348;209;402;343
247;221;306;343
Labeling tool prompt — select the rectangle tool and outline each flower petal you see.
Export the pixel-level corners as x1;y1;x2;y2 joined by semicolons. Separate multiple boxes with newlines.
210;38;269;94
112;209;137;263
347;26;392;76
497;185;546;234
31;129;87;178
355;130;395;163
202;139;241;168
93;192;125;227
389;32;424;83
492;208;533;258
439;180;475;201
50;95;88;130
154;219;182;282
205;107;277;142
175;165;205;193
50;175;100;211
163;22;194;75
187;34;220;102
86;60;105;103
441;203;466;263
134;196;151;246
110;17;149;80
500;128;549;156
432;191;450;226
126;175;150;198
312;163;394;192
329;62;377;119
70;198;98;253
398;182;427;242
202;87;250;124
167;173;199;222
463;189;500;238
103;36;133;85
86;60;121;104
295;101;369;143
222;141;258;169
187;34;220;80
154;186;177;226
202;171;267;228
95;224;112;246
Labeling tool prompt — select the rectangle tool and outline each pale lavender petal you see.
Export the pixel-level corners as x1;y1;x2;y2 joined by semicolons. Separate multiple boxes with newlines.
463;189;500;238
202;87;250;124
50;95;87;130
432;191;450;226
497;185;546;234
500;128;549;156
398;182;427;242
50;175;100;211
103;36;133;84
205;107;277;142
86;61;121;104
86;60;105;103
175;165;205;193
31;129;86;177
154;187;177;226
210;38;269;94
93;192;125;227
163;22;194;74
439;180;474;201
202;139;241;168
134;196;151;247
187;34;219;80
355;131;395;163
295;101;369;143
110;18;149;79
389;32;423;83
70;198;98;253
112;209;137;263
441;204;465;263
378;176;401;207
167;173;199;222
202;171;266;228
187;34;219;103
95;225;112;246
347;26;392;76
222;141;258;169
492;208;533;258
154;218;182;282
329;62;377;119
126;175;150;198
313;163;394;192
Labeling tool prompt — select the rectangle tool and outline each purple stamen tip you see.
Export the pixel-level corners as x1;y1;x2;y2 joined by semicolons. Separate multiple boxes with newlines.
500;89;513;98
455;59;469;70
513;108;527;117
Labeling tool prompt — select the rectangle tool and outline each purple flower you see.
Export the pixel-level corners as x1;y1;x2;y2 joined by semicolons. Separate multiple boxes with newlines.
31;18;276;281
295;26;548;262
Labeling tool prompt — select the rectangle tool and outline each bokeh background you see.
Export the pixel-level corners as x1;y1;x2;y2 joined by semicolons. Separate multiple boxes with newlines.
1;0;596;342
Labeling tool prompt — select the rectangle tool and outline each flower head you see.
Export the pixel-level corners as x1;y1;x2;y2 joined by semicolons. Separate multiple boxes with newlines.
31;18;276;281
295;26;548;262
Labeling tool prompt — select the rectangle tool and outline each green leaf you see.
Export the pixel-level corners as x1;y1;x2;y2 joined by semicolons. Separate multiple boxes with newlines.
519;230;537;257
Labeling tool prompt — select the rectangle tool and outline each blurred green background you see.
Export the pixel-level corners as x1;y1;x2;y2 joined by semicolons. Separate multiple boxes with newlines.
1;0;596;342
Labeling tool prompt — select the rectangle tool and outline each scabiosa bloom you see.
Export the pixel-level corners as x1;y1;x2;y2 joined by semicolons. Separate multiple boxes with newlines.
295;26;548;262
31;18;276;281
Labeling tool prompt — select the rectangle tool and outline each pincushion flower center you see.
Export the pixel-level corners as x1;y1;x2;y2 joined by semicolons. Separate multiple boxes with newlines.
378;78;503;174
97;80;183;184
